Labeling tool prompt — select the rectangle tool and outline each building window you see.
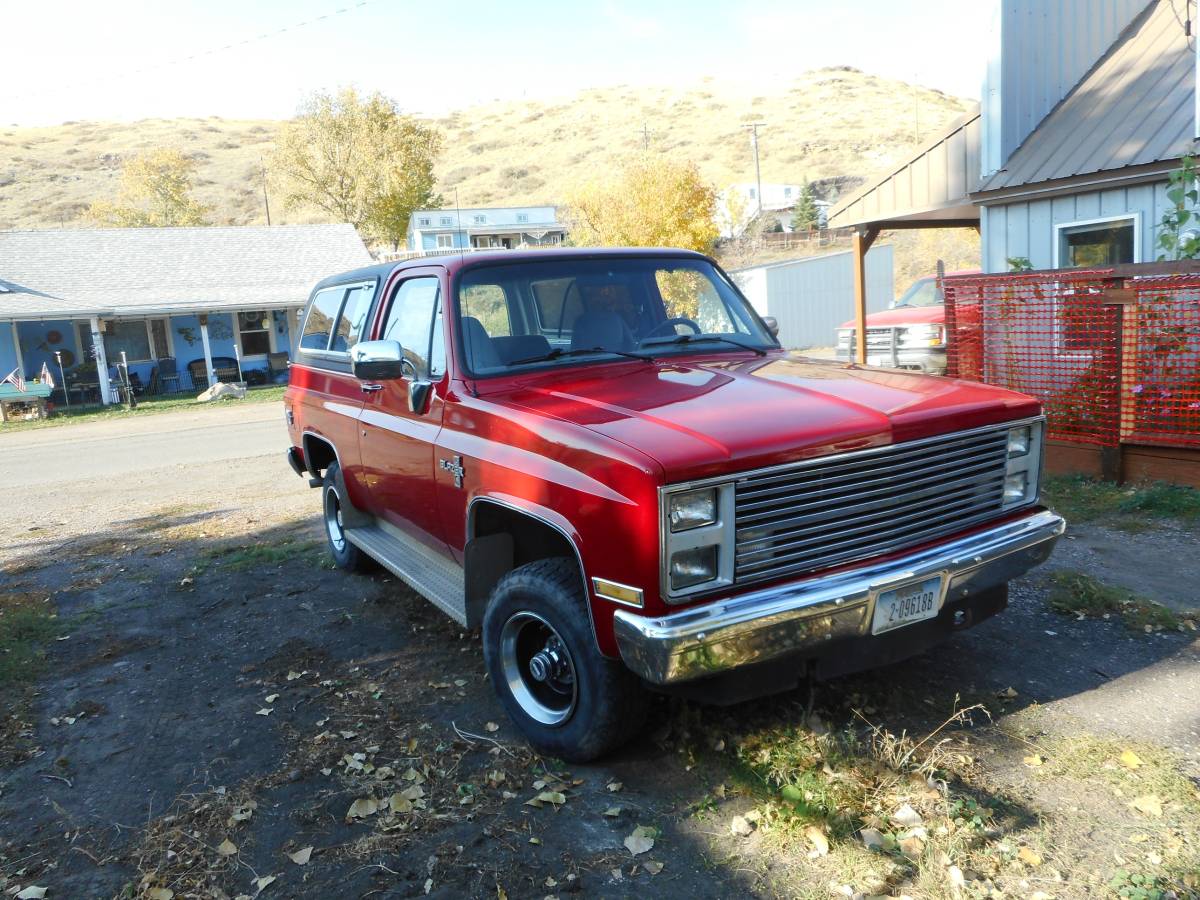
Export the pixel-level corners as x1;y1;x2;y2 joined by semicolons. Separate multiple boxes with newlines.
748;188;756;200
436;233;455;249
516;213;529;223
417;217;431;227
473;214;486;225
784;187;792;198
440;216;453;226
237;310;272;357
1056;216;1136;268
149;318;170;359
104;320;153;362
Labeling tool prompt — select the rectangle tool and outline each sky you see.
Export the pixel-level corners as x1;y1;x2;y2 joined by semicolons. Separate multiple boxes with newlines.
1;0;995;126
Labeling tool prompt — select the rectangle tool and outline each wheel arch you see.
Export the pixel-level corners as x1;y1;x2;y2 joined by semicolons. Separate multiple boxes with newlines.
465;497;604;652
301;430;339;478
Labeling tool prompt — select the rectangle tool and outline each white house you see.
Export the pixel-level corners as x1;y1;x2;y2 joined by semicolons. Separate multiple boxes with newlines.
407;206;565;253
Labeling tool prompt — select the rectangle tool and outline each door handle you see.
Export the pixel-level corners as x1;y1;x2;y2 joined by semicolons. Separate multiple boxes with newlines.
361;383;384;393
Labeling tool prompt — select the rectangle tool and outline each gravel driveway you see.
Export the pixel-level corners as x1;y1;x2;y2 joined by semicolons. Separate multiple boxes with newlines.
1;405;1197;898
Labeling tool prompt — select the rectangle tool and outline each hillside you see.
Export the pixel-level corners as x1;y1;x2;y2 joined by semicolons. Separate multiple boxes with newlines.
0;68;971;233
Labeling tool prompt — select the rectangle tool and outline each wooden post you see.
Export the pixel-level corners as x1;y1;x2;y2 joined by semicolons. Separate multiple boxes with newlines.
11;321;24;378
852;226;880;364
89;316;114;405
199;314;216;387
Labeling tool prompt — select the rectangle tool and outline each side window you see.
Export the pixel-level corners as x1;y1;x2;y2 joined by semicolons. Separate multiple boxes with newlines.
381;277;441;377
532;278;583;338
301;287;346;351
461;284;512;336
331;285;374;352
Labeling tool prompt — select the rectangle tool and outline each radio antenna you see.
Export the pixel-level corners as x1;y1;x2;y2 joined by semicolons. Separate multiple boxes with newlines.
455;187;465;265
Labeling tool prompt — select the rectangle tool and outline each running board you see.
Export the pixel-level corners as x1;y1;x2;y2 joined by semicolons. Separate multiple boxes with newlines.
344;521;467;626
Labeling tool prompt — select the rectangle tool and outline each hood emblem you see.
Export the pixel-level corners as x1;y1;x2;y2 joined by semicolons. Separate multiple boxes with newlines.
440;455;465;488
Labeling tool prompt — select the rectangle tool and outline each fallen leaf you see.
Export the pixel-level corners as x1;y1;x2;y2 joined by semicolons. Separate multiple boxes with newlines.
484;721;499;732
859;827;886;850
607;781;623;793
399;785;425;801
289;846;313;865
899;835;924;859
528;836;541;845
265;694;279;703
1131;794;1163;817
286;670;302;680
997;686;1018;699
145;890;174;900
254;874;277;894
389;793;413;814
1023;754;1045;767
730;815;755;836
216;837;239;856
624;825;656;855
604;806;622;817
454;678;467;687
423;878;433;894
892;803;923;827
1120;750;1144;769
179;576;193;588
525;791;567;807
1018;846;1042;867
643;860;664;875
805;824;829;856
255;708;274;717
227;801;257;826
339;731;357;740
16;889;48;900
347;796;380;818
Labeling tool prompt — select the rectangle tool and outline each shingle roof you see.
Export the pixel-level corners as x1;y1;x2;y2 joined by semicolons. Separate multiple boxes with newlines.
978;0;1194;194
0;224;371;320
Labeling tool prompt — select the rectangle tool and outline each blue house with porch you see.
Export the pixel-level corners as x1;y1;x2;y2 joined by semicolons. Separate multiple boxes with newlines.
0;224;371;406
407;206;564;253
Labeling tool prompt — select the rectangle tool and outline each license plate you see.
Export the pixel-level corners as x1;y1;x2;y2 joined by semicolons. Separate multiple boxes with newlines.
871;576;943;635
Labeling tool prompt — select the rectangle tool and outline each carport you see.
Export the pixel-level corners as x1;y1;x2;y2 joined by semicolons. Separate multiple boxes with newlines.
827;105;982;362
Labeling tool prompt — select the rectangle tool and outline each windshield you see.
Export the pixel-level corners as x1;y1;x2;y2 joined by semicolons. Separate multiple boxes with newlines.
454;257;776;376
890;276;942;309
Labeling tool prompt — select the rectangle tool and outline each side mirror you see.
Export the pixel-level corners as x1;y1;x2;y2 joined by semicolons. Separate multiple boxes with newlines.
762;316;780;338
350;340;407;381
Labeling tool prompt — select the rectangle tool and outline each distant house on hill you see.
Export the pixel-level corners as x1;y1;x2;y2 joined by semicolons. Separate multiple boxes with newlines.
717;183;829;238
407;206;565;253
0;224;370;406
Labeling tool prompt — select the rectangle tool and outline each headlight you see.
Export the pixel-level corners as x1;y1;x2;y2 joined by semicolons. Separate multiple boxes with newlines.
898;324;945;347
668;488;717;532
1007;425;1032;457
1003;471;1028;504
670;546;718;590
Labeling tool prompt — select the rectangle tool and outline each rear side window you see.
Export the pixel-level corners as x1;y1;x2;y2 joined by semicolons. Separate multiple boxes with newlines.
301;287;346;351
532;278;583;338
461;284;511;336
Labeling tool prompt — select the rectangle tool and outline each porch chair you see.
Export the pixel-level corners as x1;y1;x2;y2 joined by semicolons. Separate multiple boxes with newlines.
267;352;290;384
157;357;182;394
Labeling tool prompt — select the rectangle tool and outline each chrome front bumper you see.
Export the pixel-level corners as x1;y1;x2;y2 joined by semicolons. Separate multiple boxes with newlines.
613;509;1065;685
837;347;947;373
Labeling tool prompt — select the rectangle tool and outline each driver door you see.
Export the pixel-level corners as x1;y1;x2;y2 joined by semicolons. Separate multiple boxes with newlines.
356;270;449;552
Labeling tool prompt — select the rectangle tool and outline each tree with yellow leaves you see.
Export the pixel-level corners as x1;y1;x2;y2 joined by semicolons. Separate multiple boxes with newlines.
88;148;210;227
271;88;442;250
565;156;719;254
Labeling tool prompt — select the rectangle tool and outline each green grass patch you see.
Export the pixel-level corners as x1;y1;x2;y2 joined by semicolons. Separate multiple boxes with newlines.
0;592;60;689
1047;570;1180;631
1043;476;1200;526
200;537;323;572
0;384;286;432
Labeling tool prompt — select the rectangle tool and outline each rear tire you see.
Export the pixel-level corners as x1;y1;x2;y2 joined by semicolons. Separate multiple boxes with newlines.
482;558;648;762
322;461;372;573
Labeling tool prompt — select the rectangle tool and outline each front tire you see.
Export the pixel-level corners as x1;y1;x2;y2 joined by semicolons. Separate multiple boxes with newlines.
483;559;648;762
321;461;372;573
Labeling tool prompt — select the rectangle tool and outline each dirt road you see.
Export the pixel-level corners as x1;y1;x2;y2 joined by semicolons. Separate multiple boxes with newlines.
1;408;1197;898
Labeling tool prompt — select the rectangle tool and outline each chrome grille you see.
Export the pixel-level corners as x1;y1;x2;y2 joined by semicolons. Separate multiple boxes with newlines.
733;427;1010;585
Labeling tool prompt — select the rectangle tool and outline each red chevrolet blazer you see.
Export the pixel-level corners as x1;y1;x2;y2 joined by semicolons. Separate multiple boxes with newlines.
284;248;1062;760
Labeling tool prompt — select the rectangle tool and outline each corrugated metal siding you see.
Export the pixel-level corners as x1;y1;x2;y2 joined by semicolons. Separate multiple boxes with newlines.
983;0;1188;192
731;247;894;348
981;180;1169;272
997;0;1150;163
829;110;981;229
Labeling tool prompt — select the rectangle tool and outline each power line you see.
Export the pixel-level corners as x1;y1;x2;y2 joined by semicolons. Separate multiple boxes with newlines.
3;0;383;105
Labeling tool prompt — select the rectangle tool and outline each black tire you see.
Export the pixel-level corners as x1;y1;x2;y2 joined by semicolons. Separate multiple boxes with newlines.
482;558;649;762
321;461;372;573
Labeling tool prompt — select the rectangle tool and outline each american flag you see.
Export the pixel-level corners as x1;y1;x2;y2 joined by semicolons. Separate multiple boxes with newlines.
40;362;55;390
1;367;26;392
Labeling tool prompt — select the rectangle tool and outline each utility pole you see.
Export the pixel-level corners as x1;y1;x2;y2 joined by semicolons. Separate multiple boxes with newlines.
260;157;272;226
639;122;652;150
742;122;766;216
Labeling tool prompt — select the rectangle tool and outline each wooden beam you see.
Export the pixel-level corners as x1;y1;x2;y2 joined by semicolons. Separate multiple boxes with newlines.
199;314;216;387
852;226;880;364
89;316;114;405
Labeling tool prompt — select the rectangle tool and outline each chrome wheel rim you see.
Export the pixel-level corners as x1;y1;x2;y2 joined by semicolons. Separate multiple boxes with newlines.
499;611;577;726
324;485;346;553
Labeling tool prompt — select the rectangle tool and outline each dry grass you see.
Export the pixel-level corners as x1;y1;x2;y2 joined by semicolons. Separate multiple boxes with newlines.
0;68;969;234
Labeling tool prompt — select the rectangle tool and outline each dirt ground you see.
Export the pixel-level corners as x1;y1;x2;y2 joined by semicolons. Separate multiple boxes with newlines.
1;408;1198;899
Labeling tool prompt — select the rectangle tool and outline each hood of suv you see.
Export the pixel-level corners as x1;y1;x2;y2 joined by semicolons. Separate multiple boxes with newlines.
498;352;1039;483
839;305;945;329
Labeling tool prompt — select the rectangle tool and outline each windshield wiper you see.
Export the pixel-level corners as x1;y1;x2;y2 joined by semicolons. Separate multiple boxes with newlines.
641;334;768;357
509;346;655;366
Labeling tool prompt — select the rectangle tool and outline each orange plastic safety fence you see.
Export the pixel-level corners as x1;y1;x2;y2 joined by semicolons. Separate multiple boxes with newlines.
943;270;1122;447
1129;276;1200;447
